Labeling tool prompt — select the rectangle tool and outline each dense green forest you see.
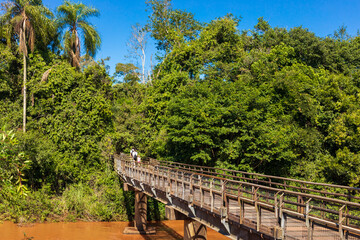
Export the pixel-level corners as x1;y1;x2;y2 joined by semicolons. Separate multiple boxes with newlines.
1;0;360;222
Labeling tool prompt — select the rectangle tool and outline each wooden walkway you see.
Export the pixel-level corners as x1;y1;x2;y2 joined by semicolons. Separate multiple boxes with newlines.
114;153;360;240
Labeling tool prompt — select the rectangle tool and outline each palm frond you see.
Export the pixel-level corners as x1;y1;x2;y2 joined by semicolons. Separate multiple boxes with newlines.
19;21;27;55
57;1;76;25
78;21;100;57
25;4;54;45
26;20;34;51
77;3;99;21
10;14;22;32
63;30;71;54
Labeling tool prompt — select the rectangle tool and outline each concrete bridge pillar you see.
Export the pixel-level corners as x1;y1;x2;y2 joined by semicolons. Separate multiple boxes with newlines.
123;189;156;235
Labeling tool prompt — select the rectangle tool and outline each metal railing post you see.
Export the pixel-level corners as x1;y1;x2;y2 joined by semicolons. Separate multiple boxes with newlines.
339;205;346;240
189;173;194;204
210;178;214;212
256;193;261;231
238;184;244;224
168;168;171;193
200;176;204;208
279;193;286;239
221;180;228;221
182;171;185;199
175;170;178;197
305;198;313;240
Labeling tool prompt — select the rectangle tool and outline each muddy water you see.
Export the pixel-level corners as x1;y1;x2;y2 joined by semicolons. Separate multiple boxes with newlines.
0;220;229;240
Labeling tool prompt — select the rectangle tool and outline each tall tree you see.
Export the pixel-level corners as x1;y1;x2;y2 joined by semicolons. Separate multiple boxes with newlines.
127;24;147;84
57;1;101;69
2;0;53;132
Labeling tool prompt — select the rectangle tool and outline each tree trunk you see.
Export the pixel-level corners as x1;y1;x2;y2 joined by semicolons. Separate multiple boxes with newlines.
23;45;27;132
141;48;146;83
22;20;27;133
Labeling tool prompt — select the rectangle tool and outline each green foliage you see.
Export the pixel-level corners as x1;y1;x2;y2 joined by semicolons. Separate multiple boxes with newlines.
0;127;31;196
115;63;140;83
0;170;129;222
254;17;270;33
61;170;127;221
146;0;202;54
25;59;112;189
132;9;360;188
0;0;152;224
0;44;20;98
111;81;147;154
0;44;22;128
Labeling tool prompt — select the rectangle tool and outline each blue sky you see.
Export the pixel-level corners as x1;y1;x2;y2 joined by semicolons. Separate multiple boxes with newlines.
45;0;360;75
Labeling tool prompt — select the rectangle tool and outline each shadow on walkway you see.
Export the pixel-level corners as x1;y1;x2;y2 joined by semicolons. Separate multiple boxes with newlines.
134;221;183;240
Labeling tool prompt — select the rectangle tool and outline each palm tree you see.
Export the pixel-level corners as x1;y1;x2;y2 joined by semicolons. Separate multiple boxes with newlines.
2;0;53;132
57;1;101;69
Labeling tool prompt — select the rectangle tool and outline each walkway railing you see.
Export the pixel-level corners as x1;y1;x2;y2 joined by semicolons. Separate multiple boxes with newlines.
159;160;360;202
115;154;360;240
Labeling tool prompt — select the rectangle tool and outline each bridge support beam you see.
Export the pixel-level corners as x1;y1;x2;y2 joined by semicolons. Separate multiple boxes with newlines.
184;219;207;240
123;190;156;235
123;183;131;191
165;206;188;220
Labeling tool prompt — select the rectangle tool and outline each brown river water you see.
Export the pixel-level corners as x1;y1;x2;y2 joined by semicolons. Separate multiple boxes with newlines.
0;220;229;240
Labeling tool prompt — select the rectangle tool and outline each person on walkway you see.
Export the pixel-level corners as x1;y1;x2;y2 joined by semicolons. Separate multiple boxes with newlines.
130;148;134;159
132;149;138;161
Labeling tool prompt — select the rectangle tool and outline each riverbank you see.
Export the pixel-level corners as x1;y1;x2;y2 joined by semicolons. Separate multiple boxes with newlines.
0;220;229;240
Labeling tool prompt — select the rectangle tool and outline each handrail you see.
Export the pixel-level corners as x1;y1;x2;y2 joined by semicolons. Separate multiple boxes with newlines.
157;160;360;201
151;163;360;208
158;160;360;190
